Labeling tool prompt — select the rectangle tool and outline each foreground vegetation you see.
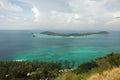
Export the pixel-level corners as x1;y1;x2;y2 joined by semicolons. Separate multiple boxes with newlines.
0;53;120;80
87;67;120;80
55;67;120;80
55;53;120;80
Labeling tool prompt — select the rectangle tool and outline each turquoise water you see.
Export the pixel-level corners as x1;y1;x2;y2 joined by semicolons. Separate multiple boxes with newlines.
0;30;120;65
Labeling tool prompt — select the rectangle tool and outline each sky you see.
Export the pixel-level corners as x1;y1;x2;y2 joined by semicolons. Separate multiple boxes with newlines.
0;0;120;30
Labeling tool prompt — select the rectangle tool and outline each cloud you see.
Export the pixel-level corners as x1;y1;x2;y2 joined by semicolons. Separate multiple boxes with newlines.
74;14;82;20
0;0;22;12
32;7;41;22
19;0;114;27
69;0;108;15
103;0;120;11
88;20;96;25
0;15;40;29
19;0;71;13
105;11;120;27
19;0;42;23
105;18;120;26
0;0;120;30
50;10;96;26
112;11;120;18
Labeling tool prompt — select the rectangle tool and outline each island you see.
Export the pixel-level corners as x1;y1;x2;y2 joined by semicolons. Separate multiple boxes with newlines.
39;31;109;37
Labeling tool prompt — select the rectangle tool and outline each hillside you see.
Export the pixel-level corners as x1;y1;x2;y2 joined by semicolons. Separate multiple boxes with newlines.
54;53;120;80
0;53;120;80
55;67;120;80
87;67;120;80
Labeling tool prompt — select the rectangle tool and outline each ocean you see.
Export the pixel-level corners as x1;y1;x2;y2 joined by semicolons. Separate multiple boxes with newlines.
0;30;120;65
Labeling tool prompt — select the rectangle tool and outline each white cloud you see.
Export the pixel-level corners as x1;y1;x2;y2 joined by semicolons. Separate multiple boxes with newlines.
69;0;113;17
104;0;120;11
111;11;120;18
0;0;120;30
88;19;96;25
0;0;22;12
50;10;96;26
51;11;73;24
19;0;42;23
74;14;82;20
105;18;120;26
105;11;120;27
0;15;39;29
18;0;114;29
32;7;41;22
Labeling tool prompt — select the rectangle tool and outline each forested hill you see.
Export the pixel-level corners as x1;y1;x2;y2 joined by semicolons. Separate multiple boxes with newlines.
39;31;109;37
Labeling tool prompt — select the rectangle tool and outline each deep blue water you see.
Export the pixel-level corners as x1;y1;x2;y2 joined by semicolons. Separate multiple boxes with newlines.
0;30;120;65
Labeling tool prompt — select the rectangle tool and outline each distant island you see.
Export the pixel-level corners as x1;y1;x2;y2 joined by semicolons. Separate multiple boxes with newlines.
39;31;109;37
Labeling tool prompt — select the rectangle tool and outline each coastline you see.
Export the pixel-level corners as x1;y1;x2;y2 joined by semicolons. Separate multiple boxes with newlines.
0;53;120;80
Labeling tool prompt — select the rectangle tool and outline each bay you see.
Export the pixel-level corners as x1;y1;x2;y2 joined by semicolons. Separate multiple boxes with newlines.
0;30;120;65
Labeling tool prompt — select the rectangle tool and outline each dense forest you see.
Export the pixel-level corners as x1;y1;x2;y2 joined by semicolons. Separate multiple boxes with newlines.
0;53;120;80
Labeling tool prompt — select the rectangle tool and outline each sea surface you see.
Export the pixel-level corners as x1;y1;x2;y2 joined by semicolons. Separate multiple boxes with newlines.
0;30;120;65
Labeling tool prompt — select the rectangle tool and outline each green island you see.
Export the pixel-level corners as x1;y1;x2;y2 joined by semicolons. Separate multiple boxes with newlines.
0;52;120;80
39;31;109;37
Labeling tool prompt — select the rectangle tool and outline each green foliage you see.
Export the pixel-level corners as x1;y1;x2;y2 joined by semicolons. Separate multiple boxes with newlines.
0;60;73;80
54;72;90;80
0;67;7;79
55;53;120;80
75;61;98;73
0;53;120;80
107;54;120;67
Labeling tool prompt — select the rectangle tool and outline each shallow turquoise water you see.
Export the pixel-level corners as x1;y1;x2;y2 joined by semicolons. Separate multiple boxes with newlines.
0;30;120;65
